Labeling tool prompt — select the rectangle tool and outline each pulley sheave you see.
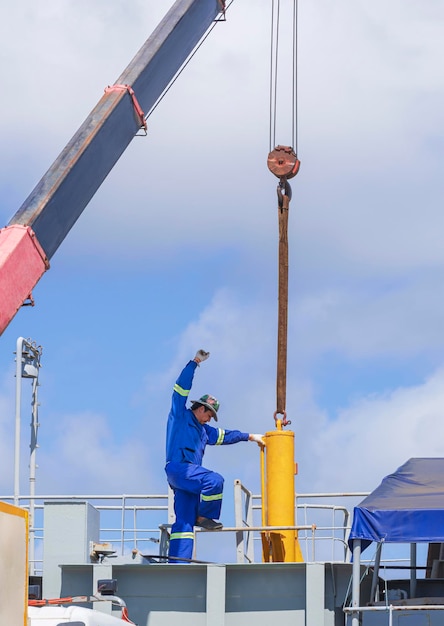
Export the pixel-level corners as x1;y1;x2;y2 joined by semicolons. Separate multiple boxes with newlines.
267;145;300;180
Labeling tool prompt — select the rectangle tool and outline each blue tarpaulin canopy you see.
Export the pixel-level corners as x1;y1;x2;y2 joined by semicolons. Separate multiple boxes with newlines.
348;458;444;551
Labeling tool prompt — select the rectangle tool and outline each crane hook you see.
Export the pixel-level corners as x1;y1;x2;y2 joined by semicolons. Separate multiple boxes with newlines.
277;177;292;210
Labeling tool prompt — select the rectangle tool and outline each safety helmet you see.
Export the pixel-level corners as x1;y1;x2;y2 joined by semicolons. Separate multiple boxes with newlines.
191;394;220;421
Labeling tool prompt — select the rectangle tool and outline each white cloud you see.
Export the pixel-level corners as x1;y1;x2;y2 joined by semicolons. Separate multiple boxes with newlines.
37;410;157;494
290;273;444;361
307;368;444;493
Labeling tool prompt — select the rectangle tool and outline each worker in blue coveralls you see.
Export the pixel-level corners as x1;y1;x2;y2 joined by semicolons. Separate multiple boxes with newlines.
165;349;265;562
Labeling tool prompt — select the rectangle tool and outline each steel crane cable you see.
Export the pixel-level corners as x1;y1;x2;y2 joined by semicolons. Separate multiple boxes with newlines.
292;0;298;153
268;0;299;154
147;1;234;120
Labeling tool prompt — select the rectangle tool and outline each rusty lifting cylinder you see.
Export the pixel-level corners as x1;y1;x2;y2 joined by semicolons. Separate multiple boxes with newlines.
267;145;300;421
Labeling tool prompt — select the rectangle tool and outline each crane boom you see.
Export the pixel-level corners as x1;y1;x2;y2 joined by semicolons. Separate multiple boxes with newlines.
0;0;224;335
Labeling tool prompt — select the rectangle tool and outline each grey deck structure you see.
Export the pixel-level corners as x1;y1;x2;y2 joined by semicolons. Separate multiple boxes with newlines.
58;561;360;626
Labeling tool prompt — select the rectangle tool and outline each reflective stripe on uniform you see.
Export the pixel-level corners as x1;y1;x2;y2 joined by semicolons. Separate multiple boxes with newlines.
216;428;225;445
201;493;223;502
173;383;190;397
170;531;194;541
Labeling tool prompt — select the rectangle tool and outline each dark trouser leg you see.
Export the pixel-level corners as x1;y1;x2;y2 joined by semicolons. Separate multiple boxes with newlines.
168;487;199;562
198;469;224;520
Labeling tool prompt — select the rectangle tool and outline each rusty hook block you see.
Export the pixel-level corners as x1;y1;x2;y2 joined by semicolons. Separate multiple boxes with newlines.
267;145;300;180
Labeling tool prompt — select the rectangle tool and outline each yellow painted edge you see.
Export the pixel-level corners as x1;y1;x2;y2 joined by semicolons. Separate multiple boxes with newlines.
0;501;29;625
0;500;28;519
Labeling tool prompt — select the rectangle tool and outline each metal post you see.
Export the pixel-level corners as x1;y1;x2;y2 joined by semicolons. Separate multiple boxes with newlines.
14;337;24;507
410;543;417;599
234;480;244;562
370;542;382;603
244;486;254;563
168;485;175;524
351;539;361;626
13;337;42;575
29;373;40;576
234;480;255;563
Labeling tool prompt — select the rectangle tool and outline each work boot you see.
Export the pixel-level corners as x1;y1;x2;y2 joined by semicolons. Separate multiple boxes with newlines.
195;517;223;531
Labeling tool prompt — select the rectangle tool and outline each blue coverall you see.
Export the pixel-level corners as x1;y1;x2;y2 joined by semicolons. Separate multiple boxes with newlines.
165;360;249;562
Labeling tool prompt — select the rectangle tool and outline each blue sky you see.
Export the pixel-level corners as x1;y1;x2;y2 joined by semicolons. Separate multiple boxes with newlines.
0;0;444;544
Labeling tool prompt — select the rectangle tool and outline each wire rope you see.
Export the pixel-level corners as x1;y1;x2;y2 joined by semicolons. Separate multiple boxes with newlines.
268;0;299;153
146;1;235;120
292;0;298;153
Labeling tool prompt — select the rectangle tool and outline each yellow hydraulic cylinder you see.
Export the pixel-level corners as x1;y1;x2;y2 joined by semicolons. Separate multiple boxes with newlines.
261;422;304;562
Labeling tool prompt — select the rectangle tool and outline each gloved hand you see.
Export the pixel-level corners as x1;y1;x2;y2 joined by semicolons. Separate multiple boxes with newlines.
194;349;210;364
249;434;265;447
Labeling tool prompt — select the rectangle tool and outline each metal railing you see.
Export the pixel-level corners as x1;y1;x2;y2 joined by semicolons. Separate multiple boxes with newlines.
1;485;367;573
0;493;170;575
343;603;444;626
233;481;368;563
